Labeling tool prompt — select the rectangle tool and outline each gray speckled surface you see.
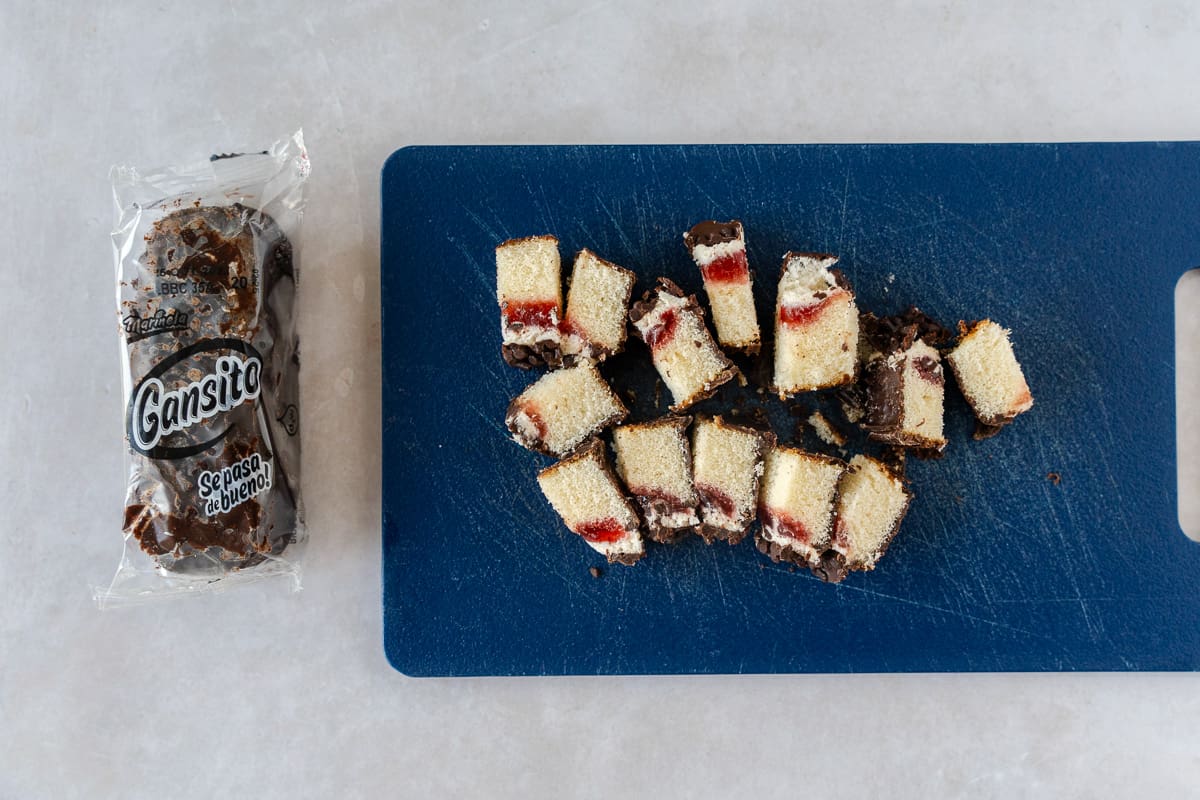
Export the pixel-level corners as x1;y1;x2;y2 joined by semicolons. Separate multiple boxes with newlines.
2;2;1199;797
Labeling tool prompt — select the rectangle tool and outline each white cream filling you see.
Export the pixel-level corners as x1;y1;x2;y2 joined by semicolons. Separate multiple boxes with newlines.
648;505;701;529
508;409;541;445
588;531;644;559
759;512;822;561
691;238;745;267
502;315;561;347
778;254;841;309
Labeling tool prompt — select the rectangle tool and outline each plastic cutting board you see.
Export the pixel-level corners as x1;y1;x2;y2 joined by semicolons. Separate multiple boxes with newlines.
381;144;1198;676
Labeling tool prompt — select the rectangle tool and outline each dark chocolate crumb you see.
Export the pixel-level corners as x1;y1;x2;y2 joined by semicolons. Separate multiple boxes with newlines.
973;421;1006;440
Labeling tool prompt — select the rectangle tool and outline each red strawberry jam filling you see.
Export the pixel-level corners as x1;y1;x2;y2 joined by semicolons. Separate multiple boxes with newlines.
760;507;814;544
574;518;626;543
700;251;749;285
696;483;737;520
644;308;679;352
502;299;559;328
779;292;841;327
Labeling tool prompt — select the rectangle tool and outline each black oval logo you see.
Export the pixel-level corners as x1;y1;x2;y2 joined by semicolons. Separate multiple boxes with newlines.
127;337;265;460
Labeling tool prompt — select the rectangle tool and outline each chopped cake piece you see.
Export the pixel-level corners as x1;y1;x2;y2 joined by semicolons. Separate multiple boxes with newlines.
561;249;637;363
629;278;740;411
684;220;761;354
862;312;948;452
946;320;1034;438
831;455;912;572
612;416;700;543
537;439;644;565
691;415;773;544
807;411;847;447
506;362;627;458
772;252;860;397
755;446;847;580
496;235;564;369
864;340;947;451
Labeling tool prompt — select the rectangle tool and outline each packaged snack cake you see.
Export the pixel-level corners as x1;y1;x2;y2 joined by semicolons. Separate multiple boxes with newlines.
100;132;308;606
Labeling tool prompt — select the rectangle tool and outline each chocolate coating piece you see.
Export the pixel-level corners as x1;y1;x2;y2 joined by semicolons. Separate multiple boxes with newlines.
863;357;904;433
695;522;748;546
501;339;565;370
812;550;850;583
684;219;742;250
754;535;809;568
636;495;695;544
861;307;950;353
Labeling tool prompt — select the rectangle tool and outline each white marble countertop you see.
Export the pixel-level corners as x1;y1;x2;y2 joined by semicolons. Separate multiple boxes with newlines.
3;2;1199;797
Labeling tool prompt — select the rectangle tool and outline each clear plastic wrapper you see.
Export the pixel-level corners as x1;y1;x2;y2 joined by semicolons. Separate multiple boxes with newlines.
97;131;309;608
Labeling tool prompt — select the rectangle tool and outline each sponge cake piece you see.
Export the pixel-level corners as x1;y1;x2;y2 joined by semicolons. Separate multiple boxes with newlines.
831;454;912;572
612;416;701;543
684;220;761;354
506;362;627;458
537;439;644;565
755;446;847;579
561;249;636;363
946;320;1034;438
772;252;859;397
629;278;740;411
691;415;773;544
496;235;564;368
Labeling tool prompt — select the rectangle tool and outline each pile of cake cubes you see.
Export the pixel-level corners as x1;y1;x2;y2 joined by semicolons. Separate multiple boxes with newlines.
496;221;1033;582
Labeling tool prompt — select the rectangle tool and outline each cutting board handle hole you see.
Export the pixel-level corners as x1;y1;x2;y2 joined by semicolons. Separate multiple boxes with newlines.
1177;269;1200;541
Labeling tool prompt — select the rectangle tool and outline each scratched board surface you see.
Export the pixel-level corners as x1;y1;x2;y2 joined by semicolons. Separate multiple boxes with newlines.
381;144;1198;676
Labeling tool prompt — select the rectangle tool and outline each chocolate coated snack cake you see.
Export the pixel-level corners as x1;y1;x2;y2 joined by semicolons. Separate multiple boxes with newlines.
946;319;1034;438
691;415;773;544
496;235;564;368
684;220;761;354
755;446;847;579
561;248;637;363
612;415;701;544
772;252;860;397
629;278;740;411
537;438;645;565
119;204;302;571
861;309;950;453
505;361;628;458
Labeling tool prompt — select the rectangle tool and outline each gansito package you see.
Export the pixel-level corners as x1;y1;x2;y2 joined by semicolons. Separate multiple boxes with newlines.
98;131;308;607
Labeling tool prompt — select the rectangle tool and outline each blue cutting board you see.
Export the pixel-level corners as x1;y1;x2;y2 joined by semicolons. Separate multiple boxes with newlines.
381;144;1198;676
